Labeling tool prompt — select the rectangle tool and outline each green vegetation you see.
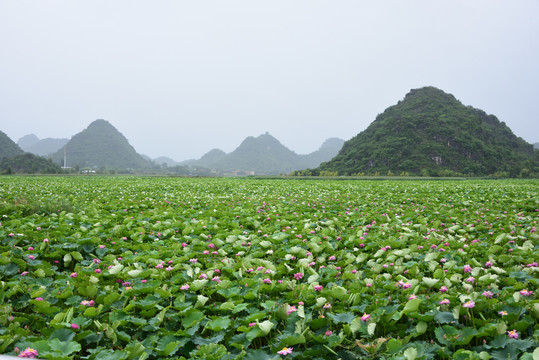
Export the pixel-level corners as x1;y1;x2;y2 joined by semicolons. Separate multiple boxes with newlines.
317;87;537;177
0;176;537;359
0;153;62;174
49;119;151;170
0;130;24;160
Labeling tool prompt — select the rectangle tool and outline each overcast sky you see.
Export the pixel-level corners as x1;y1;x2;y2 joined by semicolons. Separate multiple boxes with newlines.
1;1;538;160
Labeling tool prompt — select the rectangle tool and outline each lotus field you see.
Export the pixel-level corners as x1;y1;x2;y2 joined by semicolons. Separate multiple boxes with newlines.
0;177;537;360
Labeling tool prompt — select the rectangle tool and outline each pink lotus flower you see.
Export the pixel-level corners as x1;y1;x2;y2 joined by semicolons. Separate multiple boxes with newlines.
155;263;164;269
262;278;272;284
294;273;303;280
465;277;475;283
439;299;450;305
249;322;256;327
95;269;102;274
28;255;35;260
212;276;221;283
323;303;331;309
287;305;297;315
507;330;518;339
70;272;77;278
80;300;95;306
18;347;39;358
180;284;190;290
485;261;493;267
277;347;293;355
498;310;507;316
71;323;79;329
314;285;323;291
360;313;370;322
462;301;475;308
21;271;29;276
482;291;493;298
325;330;333;336
408;294;417;300
402;282;412;289
34;297;43;301
520;289;533;297
463;264;472;273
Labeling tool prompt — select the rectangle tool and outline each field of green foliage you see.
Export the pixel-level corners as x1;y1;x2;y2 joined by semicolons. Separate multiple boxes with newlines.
0;177;537;359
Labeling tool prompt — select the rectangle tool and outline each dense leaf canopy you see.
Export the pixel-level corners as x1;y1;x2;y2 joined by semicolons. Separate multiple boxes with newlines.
318;87;537;177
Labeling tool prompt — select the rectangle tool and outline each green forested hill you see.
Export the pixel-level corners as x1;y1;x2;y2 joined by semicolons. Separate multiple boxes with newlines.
50;119;150;170
318;87;536;177
0;152;62;174
0;131;24;160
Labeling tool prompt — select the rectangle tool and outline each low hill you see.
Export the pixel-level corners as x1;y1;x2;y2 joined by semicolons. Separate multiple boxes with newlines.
197;149;227;167
317;87;536;177
0;131;24;160
50;119;150;170
18;135;69;156
189;133;343;175
0;152;62;174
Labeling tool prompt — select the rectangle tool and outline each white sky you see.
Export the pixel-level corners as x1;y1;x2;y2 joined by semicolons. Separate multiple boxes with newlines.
1;1;538;160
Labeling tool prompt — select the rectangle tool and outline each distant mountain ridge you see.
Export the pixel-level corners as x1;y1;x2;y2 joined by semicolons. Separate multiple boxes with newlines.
189;133;344;175
153;156;182;167
18;134;68;156
50;119;151;169
317;86;536;177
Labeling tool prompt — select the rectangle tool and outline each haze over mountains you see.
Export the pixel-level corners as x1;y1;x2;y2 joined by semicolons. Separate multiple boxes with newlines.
183;133;344;175
8;119;343;175
18;134;68;157
2;86;538;176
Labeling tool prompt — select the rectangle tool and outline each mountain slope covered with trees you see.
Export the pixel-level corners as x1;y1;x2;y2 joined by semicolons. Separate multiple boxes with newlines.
50;119;151;170
0;131;24;160
317;87;536;177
